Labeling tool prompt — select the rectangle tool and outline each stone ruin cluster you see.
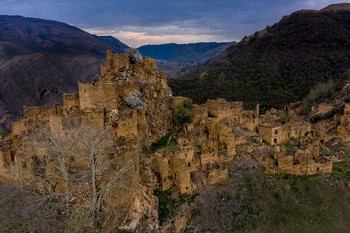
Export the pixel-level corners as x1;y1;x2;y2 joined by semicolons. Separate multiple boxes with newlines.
0;49;349;232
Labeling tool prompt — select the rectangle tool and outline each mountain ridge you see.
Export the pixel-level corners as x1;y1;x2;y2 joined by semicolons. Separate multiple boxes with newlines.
169;4;350;111
138;41;235;78
138;42;235;63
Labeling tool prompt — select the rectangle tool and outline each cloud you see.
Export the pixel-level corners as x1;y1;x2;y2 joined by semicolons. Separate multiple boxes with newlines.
303;0;345;9
85;24;233;47
1;0;349;46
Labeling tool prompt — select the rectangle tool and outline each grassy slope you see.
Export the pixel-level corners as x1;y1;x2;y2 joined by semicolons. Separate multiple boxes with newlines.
0;181;61;233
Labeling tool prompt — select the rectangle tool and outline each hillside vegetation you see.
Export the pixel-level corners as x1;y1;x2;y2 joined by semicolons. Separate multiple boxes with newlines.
169;7;350;111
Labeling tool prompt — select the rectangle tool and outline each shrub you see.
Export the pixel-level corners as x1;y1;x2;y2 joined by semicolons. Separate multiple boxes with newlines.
173;99;194;128
126;91;146;112
299;101;311;116
304;80;336;105
278;112;289;124
182;99;193;109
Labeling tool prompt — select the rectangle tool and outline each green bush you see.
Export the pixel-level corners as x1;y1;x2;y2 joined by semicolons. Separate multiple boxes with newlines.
302;80;337;115
173;99;194;128
306;80;336;104
182;99;193;109
277;112;289;124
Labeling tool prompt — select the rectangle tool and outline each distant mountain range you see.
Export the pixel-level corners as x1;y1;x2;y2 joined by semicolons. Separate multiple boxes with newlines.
169;3;350;111
138;42;235;78
138;42;235;63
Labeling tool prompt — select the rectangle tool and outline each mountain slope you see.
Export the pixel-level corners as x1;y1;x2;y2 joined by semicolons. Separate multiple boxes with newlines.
93;35;129;53
0;15;130;131
168;4;350;111
0;15;113;54
0;53;100;131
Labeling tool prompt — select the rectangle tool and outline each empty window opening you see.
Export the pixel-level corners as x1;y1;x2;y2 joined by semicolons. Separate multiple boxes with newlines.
204;126;209;139
10;151;15;162
274;138;278;144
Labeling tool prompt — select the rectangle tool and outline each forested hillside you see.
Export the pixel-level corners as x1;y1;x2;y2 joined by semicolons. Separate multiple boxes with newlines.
169;6;350;111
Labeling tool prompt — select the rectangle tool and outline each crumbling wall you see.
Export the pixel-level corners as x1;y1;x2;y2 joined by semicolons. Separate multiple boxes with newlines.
78;81;118;110
192;104;208;125
207;164;228;185
23;106;52;120
82;109;105;129
316;103;334;115
117;109;138;138
171;157;196;195
258;125;282;145
63;93;80;111
206;98;231;119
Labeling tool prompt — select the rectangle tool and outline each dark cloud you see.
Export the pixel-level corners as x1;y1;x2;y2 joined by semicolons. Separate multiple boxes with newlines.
0;0;347;46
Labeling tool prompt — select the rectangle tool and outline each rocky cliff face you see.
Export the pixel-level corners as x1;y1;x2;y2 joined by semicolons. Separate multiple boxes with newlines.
99;49;174;149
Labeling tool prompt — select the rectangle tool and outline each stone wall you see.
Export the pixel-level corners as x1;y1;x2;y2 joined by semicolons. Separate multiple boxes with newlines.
63;93;80;111
78;81;118;110
258;125;282;145
316;103;334;115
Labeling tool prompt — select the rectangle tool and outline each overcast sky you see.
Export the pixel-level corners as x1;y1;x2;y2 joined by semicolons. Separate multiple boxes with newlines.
0;0;348;47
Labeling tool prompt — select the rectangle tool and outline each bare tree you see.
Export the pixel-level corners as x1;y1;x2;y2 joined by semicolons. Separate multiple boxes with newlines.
24;119;81;217
78;124;136;227
20;119;138;230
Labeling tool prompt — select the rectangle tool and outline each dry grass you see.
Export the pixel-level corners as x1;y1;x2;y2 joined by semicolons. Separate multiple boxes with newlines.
0;181;62;233
186;154;350;233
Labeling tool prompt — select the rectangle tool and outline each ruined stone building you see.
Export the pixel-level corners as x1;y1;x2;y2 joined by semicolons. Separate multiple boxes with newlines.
0;49;257;232
256;102;337;175
258;105;311;146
